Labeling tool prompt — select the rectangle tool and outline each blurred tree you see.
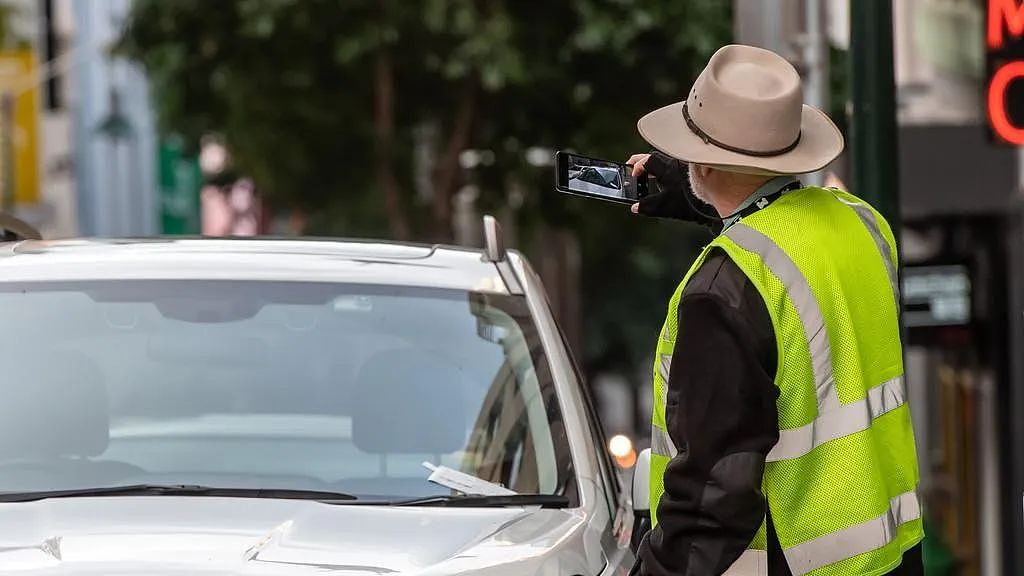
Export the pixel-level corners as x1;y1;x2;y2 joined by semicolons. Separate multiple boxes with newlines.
0;2;30;49
118;0;731;401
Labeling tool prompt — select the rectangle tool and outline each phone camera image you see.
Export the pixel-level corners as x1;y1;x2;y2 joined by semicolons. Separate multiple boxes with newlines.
567;155;635;201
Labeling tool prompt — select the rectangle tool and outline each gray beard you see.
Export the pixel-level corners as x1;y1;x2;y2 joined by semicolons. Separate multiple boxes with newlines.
688;167;710;204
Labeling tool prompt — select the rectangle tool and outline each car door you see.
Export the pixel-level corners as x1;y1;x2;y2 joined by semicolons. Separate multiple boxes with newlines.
559;327;636;574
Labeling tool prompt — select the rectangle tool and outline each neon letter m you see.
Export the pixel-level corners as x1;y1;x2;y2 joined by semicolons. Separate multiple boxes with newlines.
991;0;1024;48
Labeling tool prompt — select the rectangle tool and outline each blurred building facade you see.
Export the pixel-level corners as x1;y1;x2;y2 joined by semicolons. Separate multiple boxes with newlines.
1;0;158;238
70;0;157;237
0;0;70;237
892;2;1013;575
737;2;1006;575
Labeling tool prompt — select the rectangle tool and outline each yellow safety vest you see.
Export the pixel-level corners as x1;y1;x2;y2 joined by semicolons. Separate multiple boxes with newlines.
650;187;923;576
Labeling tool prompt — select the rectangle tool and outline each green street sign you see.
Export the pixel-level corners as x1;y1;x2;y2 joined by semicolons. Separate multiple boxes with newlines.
158;137;200;235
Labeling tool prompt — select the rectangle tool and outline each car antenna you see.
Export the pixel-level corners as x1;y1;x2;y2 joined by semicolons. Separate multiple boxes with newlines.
481;215;523;294
482;215;506;263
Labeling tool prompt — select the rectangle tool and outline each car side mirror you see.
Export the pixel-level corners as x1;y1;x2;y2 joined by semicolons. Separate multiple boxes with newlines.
631;448;652;552
632;447;651;514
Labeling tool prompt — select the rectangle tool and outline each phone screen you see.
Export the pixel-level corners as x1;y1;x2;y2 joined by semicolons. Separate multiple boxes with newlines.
557;152;641;203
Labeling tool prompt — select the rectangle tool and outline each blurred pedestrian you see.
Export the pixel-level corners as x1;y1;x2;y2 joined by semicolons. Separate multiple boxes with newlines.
628;44;923;576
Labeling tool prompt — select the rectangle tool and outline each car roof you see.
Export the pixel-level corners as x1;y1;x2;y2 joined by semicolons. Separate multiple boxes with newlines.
0;238;511;293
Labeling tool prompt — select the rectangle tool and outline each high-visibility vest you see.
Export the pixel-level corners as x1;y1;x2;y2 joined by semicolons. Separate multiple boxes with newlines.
649;186;923;576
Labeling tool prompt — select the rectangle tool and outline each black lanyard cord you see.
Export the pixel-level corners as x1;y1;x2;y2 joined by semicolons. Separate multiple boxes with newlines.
682;180;802;223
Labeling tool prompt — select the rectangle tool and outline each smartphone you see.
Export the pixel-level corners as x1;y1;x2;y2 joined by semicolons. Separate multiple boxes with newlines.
555;151;648;205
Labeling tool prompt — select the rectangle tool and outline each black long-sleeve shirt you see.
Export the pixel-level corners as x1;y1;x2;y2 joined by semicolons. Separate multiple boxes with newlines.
633;153;924;576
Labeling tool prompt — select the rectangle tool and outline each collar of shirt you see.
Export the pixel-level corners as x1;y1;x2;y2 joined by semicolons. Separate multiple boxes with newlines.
721;175;801;230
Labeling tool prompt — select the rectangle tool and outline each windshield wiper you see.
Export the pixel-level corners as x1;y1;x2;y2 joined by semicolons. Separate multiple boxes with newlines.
387;493;570;509
0;484;358;503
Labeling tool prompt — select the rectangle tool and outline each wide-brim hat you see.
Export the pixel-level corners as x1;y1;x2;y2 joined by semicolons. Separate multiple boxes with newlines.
637;44;844;175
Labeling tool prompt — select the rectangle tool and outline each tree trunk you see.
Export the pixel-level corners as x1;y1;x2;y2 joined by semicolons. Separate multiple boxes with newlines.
374;48;410;241
537;226;582;358
431;76;478;243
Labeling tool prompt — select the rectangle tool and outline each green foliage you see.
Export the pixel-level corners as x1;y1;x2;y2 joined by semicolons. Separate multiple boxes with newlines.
0;2;30;50
118;0;731;376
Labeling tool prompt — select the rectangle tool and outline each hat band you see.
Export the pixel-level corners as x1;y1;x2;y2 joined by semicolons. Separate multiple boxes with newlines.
682;102;801;158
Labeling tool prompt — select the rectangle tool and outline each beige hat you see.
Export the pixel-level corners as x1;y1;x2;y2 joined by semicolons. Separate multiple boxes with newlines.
637;44;844;175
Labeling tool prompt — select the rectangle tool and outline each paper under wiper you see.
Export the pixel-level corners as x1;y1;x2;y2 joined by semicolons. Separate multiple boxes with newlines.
422;462;516;496
390;493;570;508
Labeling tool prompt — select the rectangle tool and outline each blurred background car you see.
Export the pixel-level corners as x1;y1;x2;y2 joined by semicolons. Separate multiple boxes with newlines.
569;165;625;197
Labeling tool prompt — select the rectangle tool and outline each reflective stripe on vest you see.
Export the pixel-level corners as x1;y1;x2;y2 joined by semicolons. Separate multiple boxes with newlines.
769;375;906;461
723;549;768;576
724;224;841;416
723;208;905;463
666;488;920;576
651;423;677;458
785;489;921;575
833;195;900;302
658;353;672;408
657;487;920;576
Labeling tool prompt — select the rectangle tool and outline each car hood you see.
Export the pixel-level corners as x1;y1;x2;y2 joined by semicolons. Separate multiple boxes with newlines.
0;496;605;575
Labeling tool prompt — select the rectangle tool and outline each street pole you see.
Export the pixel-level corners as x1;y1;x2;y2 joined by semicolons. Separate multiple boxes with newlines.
849;0;900;238
802;0;829;187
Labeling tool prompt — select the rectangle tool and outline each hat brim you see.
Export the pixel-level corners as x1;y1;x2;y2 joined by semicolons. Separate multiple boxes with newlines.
637;102;844;175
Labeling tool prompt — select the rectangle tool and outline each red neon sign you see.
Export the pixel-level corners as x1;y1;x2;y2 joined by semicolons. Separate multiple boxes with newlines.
989;61;1024;144
987;0;1024;143
989;0;1024;48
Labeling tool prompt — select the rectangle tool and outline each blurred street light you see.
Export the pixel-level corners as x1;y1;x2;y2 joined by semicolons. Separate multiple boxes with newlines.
609;434;632;457
94;88;133;141
609;434;637;468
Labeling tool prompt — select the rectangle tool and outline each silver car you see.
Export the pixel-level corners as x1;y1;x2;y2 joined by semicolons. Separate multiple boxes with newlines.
569;166;626;199
0;217;641;575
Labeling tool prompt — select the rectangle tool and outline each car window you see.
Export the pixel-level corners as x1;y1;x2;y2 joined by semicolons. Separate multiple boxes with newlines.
559;326;620;515
0;281;576;502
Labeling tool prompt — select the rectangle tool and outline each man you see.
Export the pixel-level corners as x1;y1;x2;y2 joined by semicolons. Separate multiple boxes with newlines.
628;45;924;576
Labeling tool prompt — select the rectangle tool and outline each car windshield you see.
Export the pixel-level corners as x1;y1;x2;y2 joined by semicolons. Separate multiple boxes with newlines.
0;281;575;501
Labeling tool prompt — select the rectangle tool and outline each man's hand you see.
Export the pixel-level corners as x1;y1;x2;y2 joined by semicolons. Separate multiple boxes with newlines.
626;154;651;214
624;151;719;229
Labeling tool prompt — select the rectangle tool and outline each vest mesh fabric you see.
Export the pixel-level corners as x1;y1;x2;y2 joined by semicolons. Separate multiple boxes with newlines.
649;187;923;576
